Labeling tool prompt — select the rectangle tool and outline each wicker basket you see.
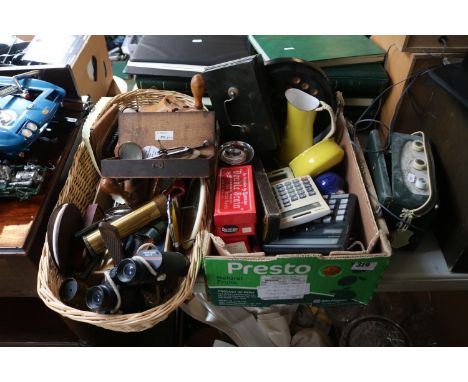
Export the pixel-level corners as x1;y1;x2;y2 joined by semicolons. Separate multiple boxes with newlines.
37;89;208;332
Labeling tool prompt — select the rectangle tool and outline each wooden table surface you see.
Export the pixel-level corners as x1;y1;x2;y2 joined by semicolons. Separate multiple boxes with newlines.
0;106;86;296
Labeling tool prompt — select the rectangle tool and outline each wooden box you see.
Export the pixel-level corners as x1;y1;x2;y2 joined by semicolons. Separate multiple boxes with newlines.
101;111;217;178
375;35;468;53
403;35;468;53
0;35;112;103
370;35;465;133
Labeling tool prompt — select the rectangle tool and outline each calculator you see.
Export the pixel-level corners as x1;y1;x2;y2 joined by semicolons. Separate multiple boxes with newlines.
271;175;331;229
263;193;358;254
267;167;294;185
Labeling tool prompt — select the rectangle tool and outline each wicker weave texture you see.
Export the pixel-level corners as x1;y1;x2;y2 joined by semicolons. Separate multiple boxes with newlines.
37;89;206;332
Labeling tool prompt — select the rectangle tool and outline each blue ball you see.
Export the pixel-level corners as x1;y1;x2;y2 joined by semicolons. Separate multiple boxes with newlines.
315;172;345;194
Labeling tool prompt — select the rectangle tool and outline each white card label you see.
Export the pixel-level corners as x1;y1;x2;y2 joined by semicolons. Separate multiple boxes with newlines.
155;131;174;141
225;241;248;254
257;275;309;300
351;262;377;271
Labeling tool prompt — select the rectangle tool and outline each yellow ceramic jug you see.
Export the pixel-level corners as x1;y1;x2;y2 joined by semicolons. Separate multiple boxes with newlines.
279;88;336;165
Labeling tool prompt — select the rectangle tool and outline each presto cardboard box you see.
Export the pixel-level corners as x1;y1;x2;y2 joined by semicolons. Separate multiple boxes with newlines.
202;112;392;307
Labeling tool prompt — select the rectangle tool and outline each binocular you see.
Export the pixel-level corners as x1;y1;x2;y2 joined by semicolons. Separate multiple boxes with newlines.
86;281;119;314
85;268;146;314
82;250;189;314
116;249;190;286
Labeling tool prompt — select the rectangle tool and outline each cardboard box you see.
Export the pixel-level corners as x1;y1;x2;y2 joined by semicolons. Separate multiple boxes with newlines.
0;35;112;103
202;114;392;307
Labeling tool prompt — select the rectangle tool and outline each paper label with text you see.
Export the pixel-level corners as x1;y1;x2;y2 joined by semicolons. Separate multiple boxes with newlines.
351;262;377;271
257;275;309;300
155;131;174;141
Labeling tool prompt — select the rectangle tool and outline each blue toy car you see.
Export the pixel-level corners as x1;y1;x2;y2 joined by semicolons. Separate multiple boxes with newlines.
0;74;66;157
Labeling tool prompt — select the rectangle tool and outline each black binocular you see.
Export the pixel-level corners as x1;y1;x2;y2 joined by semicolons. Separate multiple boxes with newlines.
115;250;190;286
85;268;144;314
85;282;118;314
68;250;189;314
57;193;192;314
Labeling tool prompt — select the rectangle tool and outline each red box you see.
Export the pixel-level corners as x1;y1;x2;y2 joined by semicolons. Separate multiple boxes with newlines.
214;165;256;236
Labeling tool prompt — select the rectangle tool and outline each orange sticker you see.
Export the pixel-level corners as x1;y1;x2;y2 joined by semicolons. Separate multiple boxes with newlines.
42;108;49;115
320;265;342;277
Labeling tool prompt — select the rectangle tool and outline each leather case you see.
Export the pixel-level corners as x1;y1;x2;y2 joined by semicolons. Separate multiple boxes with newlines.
47;203;85;276
203;54;280;151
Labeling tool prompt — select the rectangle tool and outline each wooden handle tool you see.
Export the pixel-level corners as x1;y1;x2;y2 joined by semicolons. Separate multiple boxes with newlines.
190;73;205;110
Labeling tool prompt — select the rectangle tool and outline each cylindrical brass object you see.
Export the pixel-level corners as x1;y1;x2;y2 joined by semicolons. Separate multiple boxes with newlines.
83;194;167;256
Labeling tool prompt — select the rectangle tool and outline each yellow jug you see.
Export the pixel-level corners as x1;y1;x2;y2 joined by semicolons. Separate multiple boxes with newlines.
279;88;336;165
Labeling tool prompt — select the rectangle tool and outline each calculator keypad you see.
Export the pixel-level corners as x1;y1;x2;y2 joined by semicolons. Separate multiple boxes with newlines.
271;175;331;229
320;194;351;224
263;193;358;254
273;177;317;210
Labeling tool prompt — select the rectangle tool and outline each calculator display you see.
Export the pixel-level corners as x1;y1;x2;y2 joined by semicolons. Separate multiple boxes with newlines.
281;202;321;218
269;173;288;183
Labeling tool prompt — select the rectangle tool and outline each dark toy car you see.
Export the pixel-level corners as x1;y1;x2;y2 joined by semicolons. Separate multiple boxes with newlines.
0;161;47;200
0;73;65;157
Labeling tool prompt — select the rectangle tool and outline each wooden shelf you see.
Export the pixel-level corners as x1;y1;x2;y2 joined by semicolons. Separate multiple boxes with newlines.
0;298;79;346
0;107;85;297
